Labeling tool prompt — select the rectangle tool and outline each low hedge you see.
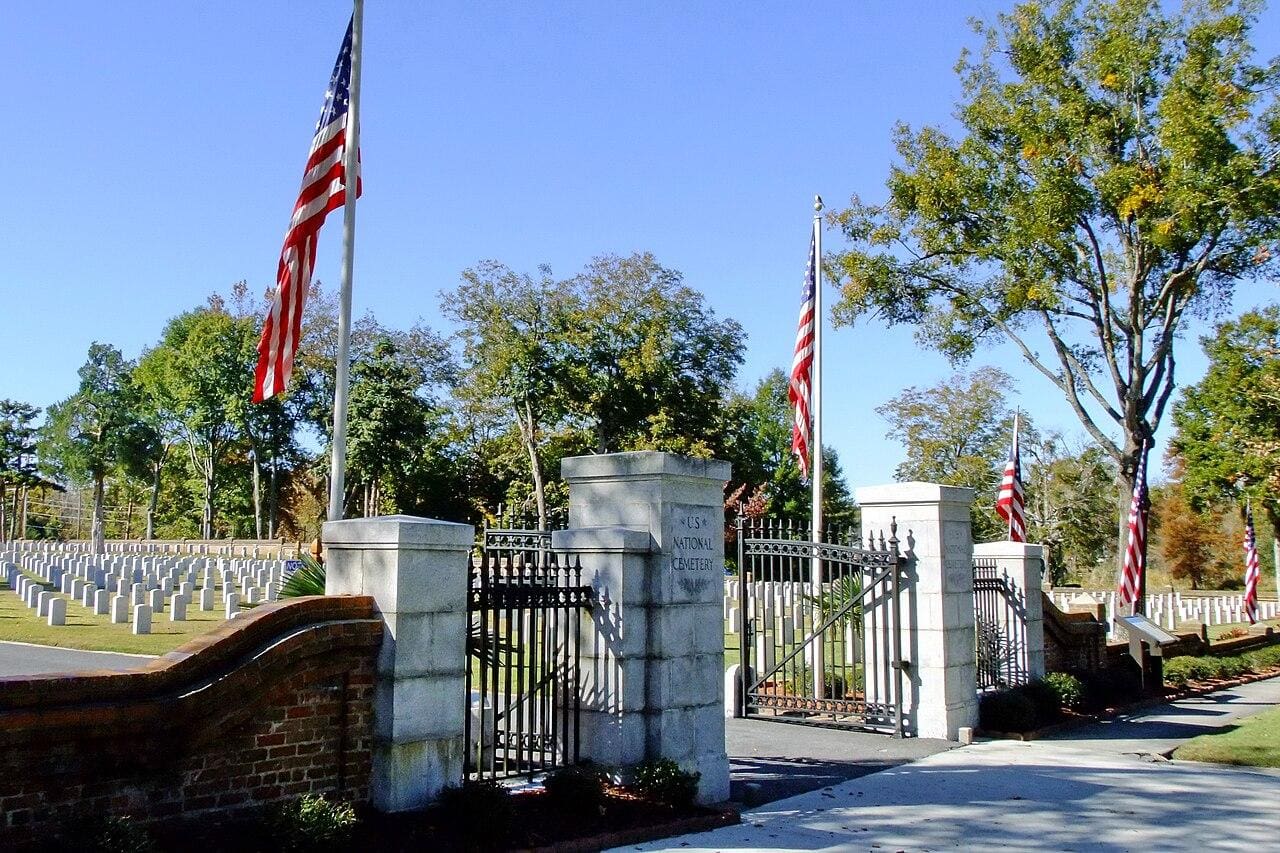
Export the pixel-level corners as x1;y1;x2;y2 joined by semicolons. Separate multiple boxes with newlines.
1162;644;1280;688
979;672;1087;733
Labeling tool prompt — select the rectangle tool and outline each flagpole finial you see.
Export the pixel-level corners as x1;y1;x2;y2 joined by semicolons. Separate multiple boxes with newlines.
814;195;824;213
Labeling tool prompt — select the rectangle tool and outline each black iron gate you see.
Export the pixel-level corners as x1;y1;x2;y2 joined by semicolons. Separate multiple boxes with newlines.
465;529;593;780
736;517;909;735
973;559;1028;690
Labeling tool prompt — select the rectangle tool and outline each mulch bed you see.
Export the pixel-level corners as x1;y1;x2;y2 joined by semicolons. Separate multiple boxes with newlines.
979;664;1280;742
163;787;738;853
363;787;738;853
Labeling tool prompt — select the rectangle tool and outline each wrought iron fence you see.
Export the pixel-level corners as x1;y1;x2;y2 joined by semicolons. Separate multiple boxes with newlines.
973;559;1029;691
464;548;593;780
736;516;908;735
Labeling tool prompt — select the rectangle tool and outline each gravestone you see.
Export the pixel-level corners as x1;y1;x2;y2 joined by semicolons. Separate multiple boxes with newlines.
110;595;128;624
169;594;187;622
93;588;109;615
148;588;164;613
133;604;151;634
47;597;66;626
199;587;214;610
225;592;239;618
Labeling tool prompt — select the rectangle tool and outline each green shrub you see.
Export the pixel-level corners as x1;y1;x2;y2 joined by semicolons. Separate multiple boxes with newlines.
544;763;607;815
1245;645;1280;670
1021;680;1063;724
270;793;358;852
82;815;155;853
630;759;701;808
1163;656;1198;687
1043;672;1085;711
1216;655;1252;678
978;689;1038;733
436;780;514;849
280;554;326;598
787;670;852;700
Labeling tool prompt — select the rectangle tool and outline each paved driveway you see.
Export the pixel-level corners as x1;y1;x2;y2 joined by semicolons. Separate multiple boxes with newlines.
0;641;154;677
620;677;1280;852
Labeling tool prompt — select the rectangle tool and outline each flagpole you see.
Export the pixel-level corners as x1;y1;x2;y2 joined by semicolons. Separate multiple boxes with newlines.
328;0;363;523
811;195;825;701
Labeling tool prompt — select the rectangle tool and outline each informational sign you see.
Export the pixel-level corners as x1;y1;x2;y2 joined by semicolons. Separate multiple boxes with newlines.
1119;614;1179;646
284;559;303;573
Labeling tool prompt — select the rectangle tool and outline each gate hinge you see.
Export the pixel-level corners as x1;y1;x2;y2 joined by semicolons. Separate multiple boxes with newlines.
892;659;911;671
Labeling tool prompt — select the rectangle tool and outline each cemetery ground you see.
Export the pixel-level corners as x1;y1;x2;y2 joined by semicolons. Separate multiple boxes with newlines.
0;571;234;656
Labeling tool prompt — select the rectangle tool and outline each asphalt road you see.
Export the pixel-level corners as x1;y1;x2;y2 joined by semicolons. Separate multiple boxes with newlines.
0;641;155;677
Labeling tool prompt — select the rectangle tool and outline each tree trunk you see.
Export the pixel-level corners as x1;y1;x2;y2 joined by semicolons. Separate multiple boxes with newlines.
268;456;279;539
91;473;106;555
0;483;7;545
124;492;134;540
202;458;215;540
518;400;548;531
8;487;17;541
251;449;263;539
19;485;27;540
147;461;162;540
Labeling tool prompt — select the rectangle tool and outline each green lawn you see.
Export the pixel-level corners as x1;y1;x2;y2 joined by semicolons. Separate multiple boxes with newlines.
0;573;233;656
1172;705;1280;768
1206;619;1280;640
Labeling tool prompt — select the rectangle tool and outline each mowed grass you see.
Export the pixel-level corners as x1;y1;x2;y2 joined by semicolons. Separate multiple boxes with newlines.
0;574;233;656
1173;704;1280;768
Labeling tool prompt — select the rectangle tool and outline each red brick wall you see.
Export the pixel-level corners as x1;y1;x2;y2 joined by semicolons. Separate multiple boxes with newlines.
0;596;381;849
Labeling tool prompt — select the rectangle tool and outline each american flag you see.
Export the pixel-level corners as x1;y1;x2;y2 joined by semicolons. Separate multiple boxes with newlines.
788;232;817;479
1117;445;1149;610
1244;507;1260;625
253;17;362;403
995;417;1026;542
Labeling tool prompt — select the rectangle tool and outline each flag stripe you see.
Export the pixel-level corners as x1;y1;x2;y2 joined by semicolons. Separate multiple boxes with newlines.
1118;447;1148;608
1244;509;1260;624
995;421;1026;542
253;17;361;404
789;232;817;479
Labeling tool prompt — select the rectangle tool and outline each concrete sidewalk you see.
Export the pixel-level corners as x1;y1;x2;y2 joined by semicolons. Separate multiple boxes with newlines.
621;678;1280;852
0;641;154;677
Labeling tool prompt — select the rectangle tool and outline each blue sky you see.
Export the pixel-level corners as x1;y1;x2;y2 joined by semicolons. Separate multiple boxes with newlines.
4;1;1278;489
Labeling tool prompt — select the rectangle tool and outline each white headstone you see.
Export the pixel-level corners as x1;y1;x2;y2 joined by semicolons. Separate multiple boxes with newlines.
225;592;240;618
93;588;109;615
133;604;152;634
199;586;214;611
148;588;164;613
36;590;52;617
169;593;188;622
47;596;66;626
110;594;128;624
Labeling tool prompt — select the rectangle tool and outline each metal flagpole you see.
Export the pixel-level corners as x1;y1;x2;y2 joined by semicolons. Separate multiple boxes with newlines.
328;0;363;523
811;195;825;700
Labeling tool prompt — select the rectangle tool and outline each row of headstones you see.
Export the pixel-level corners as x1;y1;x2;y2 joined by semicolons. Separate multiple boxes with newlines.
1;549;291;635
722;578;826;636
7;539;279;558
1052;590;1279;633
4;547;288;604
3;561;254;633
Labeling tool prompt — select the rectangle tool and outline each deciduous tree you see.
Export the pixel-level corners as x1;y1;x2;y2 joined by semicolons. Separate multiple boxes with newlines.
0;400;40;543
831;0;1280;588
39;344;151;553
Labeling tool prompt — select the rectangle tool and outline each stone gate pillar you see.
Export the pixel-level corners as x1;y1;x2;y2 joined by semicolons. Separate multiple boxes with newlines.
856;483;978;740
555;451;731;804
973;541;1046;680
323;515;473;812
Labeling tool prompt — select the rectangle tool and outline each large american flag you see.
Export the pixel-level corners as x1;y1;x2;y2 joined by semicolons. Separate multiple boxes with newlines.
995;419;1026;542
1244;507;1260;624
1117;446;1149;610
253;17;362;403
788;232;817;480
